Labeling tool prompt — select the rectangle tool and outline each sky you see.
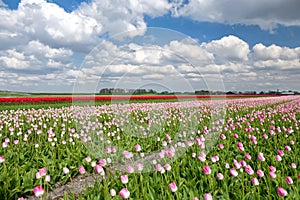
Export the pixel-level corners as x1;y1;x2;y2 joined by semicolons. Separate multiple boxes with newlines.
0;0;300;93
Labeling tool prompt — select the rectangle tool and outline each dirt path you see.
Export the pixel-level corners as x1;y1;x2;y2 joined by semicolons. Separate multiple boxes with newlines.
26;173;103;200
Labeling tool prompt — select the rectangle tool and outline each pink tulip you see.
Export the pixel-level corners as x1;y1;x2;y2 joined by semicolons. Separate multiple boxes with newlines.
275;155;282;161
217;173;224;180
95;165;105;176
258;152;265;161
269;172;276;179
105;147;112;153
238;146;244;151
230;169;238;177
198;154;206;162
166;150;175;158
78;166;85;174
256;170;264;177
277;187;287;197
107;146;115;153
269;166;276;172
203;166;211;175
126;165;134;174
211;156;218;163
169;182;178;192
2;142;8;148
218;143;224;149
33;185;44;197
120;174;129;184
252;177;259;186
119;188;130;199
36;172;42;179
290;163;296;168
156;164;163;172
262;134;268;139
233;160;241;169
135;144;141;152
98;159;107;166
286;176;293;184
240;160;247;167
164;164;171;171
284;146;291;151
245;154;251;160
162;141;167;146
45;175;50;182
245;165;254;175
85;156;92;162
38;168;47;176
220;134;226;140
204;193;213;200
277;150;284;156
225;163;230;169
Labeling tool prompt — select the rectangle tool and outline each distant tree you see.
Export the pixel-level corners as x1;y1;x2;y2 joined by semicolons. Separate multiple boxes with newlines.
99;88;111;94
148;89;157;94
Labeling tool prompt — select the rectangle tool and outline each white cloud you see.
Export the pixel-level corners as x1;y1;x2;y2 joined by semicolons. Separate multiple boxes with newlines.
252;43;300;73
0;0;103;52
75;0;171;40
253;43;300;60
0;40;74;71
173;0;300;31
0;0;171;53
0;49;29;69
201;35;250;62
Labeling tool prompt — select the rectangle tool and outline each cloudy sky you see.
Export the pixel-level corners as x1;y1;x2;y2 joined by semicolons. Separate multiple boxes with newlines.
0;0;299;93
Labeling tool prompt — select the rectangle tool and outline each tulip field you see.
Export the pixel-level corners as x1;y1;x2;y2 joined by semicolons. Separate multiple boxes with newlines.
0;95;299;199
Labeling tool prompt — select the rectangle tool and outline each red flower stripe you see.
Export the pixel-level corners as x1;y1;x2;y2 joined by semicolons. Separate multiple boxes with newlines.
0;94;281;103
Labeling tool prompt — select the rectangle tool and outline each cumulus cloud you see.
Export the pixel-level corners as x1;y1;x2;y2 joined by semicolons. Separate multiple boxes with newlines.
173;0;300;30
22;34;296;93
253;43;300;61
0;40;74;72
0;0;171;53
201;35;250;63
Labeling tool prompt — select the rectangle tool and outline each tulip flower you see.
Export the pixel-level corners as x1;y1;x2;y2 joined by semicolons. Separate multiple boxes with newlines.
204;193;213;200
119;188;130;199
256;170;264;177
120;174;128;184
78;166;85;174
277;187;287;197
169;182;178;192
110;188;116;197
251;177;259;186
217;173;224;180
203;166;211;175
33;185;44;197
285;176;293;185
230;169;238;177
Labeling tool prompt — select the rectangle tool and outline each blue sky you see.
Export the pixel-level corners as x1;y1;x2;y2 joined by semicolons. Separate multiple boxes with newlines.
0;0;299;93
